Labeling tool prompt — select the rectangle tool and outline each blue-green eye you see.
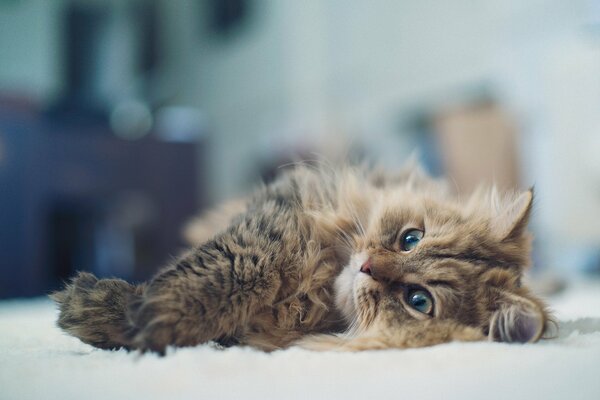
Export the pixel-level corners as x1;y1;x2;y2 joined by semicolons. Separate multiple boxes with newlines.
407;288;434;315
401;229;423;251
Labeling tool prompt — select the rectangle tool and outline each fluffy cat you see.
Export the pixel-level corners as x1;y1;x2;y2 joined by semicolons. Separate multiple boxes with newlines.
51;162;550;353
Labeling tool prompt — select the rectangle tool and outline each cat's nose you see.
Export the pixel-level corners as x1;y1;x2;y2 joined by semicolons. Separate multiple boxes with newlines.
360;259;386;282
360;259;372;276
360;257;397;282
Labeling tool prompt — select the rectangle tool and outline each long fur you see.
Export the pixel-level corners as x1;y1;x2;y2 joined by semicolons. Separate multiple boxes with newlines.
51;162;551;353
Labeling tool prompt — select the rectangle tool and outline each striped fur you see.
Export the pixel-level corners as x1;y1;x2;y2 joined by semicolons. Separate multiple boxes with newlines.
52;163;550;353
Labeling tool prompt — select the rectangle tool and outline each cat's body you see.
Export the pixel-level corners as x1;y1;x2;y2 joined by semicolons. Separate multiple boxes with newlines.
52;163;550;353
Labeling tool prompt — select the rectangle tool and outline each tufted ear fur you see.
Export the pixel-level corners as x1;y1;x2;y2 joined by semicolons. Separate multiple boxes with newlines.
489;292;545;343
489;188;533;241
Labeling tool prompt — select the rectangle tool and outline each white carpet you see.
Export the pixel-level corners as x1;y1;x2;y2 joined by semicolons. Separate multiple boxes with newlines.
2;281;600;400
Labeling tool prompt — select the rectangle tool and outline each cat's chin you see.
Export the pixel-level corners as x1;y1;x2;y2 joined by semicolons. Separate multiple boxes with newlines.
334;251;368;323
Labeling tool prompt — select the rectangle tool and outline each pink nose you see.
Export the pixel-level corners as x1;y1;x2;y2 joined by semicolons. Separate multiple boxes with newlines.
360;259;372;275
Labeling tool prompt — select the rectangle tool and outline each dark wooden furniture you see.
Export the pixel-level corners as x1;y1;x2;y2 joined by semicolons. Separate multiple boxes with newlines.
0;109;203;298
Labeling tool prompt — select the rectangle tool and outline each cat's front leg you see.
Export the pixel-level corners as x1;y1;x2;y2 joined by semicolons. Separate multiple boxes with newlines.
296;320;484;352
131;236;282;353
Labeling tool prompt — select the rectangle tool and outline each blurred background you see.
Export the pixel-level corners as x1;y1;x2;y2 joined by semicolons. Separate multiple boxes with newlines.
1;0;599;299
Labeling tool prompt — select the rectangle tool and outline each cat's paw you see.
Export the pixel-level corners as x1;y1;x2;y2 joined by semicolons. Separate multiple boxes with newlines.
129;299;183;354
50;272;139;349
129;293;209;354
50;271;98;304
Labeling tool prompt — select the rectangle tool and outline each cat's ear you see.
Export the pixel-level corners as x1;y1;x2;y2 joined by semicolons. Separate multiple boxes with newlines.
489;188;533;241
488;292;545;343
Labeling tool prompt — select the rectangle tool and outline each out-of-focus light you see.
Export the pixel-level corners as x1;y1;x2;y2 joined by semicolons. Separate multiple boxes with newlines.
155;106;206;142
109;100;153;141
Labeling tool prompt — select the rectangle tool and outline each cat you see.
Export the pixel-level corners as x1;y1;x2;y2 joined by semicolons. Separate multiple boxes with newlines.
51;162;551;353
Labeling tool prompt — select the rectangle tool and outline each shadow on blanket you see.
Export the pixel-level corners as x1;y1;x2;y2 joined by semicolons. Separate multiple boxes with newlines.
557;318;600;338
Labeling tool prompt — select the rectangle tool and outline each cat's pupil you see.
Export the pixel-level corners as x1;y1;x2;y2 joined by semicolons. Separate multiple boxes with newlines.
412;296;425;306
407;289;433;315
406;235;418;244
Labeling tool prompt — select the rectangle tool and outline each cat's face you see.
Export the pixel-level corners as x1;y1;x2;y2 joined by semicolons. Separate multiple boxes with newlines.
335;188;549;343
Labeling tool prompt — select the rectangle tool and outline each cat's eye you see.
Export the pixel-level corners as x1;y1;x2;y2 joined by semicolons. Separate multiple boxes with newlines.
400;229;424;251
406;288;434;315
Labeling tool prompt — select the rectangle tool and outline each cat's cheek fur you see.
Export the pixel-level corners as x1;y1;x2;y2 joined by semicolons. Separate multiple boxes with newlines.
334;252;367;322
296;321;485;352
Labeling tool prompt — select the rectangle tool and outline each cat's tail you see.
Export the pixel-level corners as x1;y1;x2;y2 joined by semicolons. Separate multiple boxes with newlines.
50;272;145;350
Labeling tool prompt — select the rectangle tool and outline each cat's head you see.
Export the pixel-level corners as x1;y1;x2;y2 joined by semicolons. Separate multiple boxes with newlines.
335;177;550;344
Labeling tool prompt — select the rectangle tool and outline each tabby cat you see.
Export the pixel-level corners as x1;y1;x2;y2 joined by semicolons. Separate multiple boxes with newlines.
52;163;550;353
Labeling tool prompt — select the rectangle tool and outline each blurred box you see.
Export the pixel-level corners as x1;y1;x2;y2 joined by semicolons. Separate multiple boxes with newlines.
433;101;521;194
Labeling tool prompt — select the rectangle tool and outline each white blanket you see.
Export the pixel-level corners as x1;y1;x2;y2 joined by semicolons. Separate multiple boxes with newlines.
1;281;600;400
